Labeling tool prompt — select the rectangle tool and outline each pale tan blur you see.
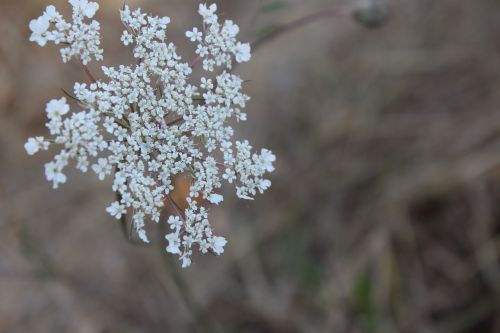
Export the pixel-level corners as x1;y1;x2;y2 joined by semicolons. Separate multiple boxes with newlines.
1;0;500;332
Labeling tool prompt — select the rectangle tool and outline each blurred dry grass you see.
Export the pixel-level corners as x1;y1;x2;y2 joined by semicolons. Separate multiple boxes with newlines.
1;0;500;332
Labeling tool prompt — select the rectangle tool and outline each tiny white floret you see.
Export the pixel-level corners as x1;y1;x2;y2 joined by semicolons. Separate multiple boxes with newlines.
166;233;181;254
69;0;99;19
46;97;70;119
29;15;50;46
25;137;48;155
208;193;223;205
211;236;227;255
106;201;126;219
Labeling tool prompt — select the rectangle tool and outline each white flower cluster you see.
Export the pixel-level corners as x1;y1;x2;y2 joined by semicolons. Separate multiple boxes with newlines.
29;0;102;64
187;3;251;71
26;1;275;268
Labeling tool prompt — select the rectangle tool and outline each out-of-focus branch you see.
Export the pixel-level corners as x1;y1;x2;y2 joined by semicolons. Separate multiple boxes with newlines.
251;7;350;51
251;0;391;52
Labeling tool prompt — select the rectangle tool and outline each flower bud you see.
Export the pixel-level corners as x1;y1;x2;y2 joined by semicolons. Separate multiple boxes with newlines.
352;0;390;29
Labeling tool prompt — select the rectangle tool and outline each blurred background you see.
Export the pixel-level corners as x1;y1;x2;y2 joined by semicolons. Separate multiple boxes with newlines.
1;0;500;332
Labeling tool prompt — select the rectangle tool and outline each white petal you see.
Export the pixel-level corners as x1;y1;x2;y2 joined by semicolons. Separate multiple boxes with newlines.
237;193;254;200
83;2;99;18
24;138;39;155
69;0;80;9
45;5;58;18
211;236;227;255
208;193;223;205
138;229;150;243
260;179;271;191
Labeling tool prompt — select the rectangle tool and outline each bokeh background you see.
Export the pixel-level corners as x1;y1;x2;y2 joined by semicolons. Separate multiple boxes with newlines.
1;0;500;332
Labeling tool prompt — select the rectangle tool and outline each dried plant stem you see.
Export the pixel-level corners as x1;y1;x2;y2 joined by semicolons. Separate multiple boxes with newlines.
166;194;185;221
78;58;97;84
158;202;220;333
160;247;219;333
190;55;203;68
251;7;349;51
167;116;184;126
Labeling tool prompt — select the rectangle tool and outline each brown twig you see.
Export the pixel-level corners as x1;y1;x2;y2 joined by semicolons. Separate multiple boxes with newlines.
79;58;97;84
166;194;185;221
190;55;203;69
166;117;184;127
251;7;349;51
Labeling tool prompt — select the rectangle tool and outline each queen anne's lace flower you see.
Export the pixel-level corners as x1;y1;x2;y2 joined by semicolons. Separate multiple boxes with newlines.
26;1;275;267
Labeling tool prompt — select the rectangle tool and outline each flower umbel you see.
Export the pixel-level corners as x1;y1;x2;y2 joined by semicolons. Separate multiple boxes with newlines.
26;1;275;267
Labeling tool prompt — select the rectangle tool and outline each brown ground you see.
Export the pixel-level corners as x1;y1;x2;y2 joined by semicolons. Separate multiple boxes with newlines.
1;0;500;332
